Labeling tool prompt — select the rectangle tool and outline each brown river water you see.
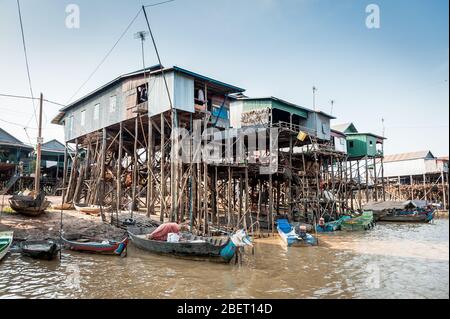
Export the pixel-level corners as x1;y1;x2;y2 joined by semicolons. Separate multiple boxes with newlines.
0;219;448;299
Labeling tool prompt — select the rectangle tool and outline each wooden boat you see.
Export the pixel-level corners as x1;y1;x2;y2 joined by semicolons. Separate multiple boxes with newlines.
52;203;74;211
20;240;60;260
341;211;375;231
74;204;110;216
127;227;252;263
0;231;13;261
316;216;352;232
61;234;128;256
379;210;435;223
277;219;318;247
9;192;50;217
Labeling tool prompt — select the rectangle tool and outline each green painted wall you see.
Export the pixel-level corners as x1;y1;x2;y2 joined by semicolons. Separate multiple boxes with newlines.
347;135;367;158
347;134;380;158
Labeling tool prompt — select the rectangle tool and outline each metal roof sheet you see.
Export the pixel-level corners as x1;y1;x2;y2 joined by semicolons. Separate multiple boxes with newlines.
383;151;435;163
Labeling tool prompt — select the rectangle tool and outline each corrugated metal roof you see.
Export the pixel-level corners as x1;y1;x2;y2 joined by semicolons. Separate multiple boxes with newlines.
0;127;27;146
331;123;356;133
384;151;435;163
42;139;66;153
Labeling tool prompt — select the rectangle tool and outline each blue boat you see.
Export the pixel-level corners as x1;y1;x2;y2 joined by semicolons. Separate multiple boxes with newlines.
277;219;318;247
316;216;352;233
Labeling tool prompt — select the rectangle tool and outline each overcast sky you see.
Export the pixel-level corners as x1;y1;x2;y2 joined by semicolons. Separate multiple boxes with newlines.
0;0;448;156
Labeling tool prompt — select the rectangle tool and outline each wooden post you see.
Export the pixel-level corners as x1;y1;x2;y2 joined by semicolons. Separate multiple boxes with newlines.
212;166;218;226
244;166;249;230
349;161;354;210
131;117;138;218
257;179;262;235
100;128;107;221
410;175;413;200
423;174;427;202
147;118;153;216
381;156;386;201
365;156;369;203
357;160;362;210
203;161;208;235
117;122;123;223
227;165;232;229
373;157;378;201
34;93;44;194
442;170;447;210
61;142;69;204
238;174;243;228
288;113;293;216
160;113;165;222
269;173;274;234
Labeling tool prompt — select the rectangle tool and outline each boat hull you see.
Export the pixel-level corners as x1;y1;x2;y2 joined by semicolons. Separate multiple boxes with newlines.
127;227;236;263
379;212;434;223
277;219;318;247
9;194;50;217
62;235;128;256
0;231;14;261
316;216;352;233
341;212;375;231
20;240;60;260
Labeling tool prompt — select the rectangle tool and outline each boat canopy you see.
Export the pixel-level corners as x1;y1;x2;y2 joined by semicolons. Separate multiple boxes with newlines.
364;200;428;212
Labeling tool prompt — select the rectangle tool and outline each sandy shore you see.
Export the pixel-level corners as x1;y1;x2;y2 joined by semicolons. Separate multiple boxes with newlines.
0;195;159;241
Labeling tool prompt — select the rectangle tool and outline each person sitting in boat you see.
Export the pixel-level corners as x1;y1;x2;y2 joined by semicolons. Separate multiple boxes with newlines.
147;222;189;241
315;218;326;232
294;225;308;240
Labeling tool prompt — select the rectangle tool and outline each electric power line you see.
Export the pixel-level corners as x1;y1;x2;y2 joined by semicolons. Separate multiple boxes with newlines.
66;1;176;105
16;0;38;128
66;8;143;104
143;0;176;8
0;93;66;107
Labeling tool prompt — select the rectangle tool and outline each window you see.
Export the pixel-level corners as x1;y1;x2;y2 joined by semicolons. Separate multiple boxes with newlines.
340;138;345;145
369;140;374;147
110;95;117;113
136;85;148;104
349;141;354;148
80;110;86;126
94;103;100;120
322;123;329;134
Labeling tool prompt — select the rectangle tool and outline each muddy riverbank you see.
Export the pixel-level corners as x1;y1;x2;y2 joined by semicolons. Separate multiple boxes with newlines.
0;196;156;241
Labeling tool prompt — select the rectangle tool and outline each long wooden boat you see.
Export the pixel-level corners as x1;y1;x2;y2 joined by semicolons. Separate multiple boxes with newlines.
277;219;318;247
379;210;434;223
20;240;60;260
9;192;50;217
316;216;352;233
341;211;375;231
74;204;110;216
0;231;13;261
127;227;251;263
61;234;128;256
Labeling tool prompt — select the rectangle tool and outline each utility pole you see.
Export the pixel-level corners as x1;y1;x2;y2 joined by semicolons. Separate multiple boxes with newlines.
34;93;43;194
